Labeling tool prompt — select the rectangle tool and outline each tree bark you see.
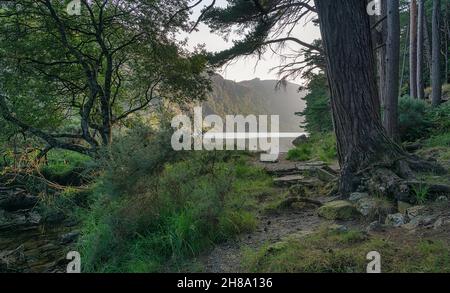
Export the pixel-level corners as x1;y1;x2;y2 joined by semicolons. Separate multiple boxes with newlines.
377;0;388;110
314;0;406;196
417;0;425;100
384;0;401;141
424;12;433;74
410;0;418;99
432;0;442;106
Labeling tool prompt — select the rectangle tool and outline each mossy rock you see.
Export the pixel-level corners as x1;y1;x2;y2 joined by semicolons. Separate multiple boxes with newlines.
318;200;360;220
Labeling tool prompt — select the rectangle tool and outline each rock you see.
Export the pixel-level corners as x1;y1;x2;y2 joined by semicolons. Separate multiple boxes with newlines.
0;210;41;231
385;213;405;227
292;134;309;147
402;217;422;230
273;175;320;188
398;201;412;214
60;231;80;244
355;197;377;217
263;163;298;176
436;196;448;203
348;194;395;220
28;211;42;225
366;221;385;233
433;216;450;230
348;192;369;203
314;168;337;182
327;224;348;233
405;205;426;220
0;245;27;273
0;190;38;211
273;175;305;187
317;201;360;220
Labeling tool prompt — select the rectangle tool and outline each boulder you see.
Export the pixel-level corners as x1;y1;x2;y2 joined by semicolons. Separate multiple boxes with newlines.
355;197;378;217
292;134;309;147
348;192;369;203
349;193;395;220
317;201;360;220
385;213;405;227
405;205;426;221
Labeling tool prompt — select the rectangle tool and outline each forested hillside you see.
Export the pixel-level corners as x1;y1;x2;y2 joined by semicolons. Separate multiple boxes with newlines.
205;75;306;133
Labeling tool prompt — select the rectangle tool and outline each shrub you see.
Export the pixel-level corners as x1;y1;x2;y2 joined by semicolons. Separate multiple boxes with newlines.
398;96;432;142
427;101;450;136
101;123;177;197
79;151;266;272
40;150;93;186
287;132;337;163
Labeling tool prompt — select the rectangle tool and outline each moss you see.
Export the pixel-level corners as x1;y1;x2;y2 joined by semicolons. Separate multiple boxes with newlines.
317;201;359;220
242;229;450;273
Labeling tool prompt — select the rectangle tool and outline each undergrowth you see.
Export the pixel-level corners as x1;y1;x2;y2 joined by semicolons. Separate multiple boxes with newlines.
77;128;271;272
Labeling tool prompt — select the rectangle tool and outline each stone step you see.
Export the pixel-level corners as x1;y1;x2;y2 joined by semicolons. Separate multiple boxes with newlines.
273;175;305;187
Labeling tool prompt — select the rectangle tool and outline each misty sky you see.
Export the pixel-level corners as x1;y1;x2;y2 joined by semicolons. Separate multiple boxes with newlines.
181;0;320;82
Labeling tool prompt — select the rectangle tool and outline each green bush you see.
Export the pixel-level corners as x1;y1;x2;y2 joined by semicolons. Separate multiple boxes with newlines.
427;101;450;136
40;150;93;186
287;132;337;163
398;96;432;142
79;150;266;272
297;73;333;134
101;124;177;197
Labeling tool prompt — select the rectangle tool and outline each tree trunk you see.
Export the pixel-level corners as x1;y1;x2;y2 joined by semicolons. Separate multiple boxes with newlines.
424;12;433;74
417;0;425;100
384;0;401;141
444;0;449;83
377;0;388;110
432;0;442;106
314;0;406;195
410;0;418;99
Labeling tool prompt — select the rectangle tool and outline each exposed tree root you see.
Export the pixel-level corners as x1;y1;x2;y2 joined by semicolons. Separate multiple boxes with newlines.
340;153;448;203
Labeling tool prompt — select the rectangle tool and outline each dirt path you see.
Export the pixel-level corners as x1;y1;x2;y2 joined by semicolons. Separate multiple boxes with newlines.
199;155;336;273
200;208;324;273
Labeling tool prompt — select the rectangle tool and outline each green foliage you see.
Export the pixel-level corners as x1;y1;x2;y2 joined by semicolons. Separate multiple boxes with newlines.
38;186;94;224
242;228;450;273
297;74;333;134
425;133;450;148
102;123;177;197
0;1;210;155
79;148;268;272
287;132;337;163
412;180;430;205
40;150;93;186
427;101;450;136
398;96;432;142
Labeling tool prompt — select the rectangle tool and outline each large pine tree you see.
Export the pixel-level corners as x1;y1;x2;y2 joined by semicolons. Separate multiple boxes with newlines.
202;0;444;197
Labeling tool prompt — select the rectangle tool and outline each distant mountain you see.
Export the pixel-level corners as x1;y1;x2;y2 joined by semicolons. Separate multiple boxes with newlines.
203;75;307;133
